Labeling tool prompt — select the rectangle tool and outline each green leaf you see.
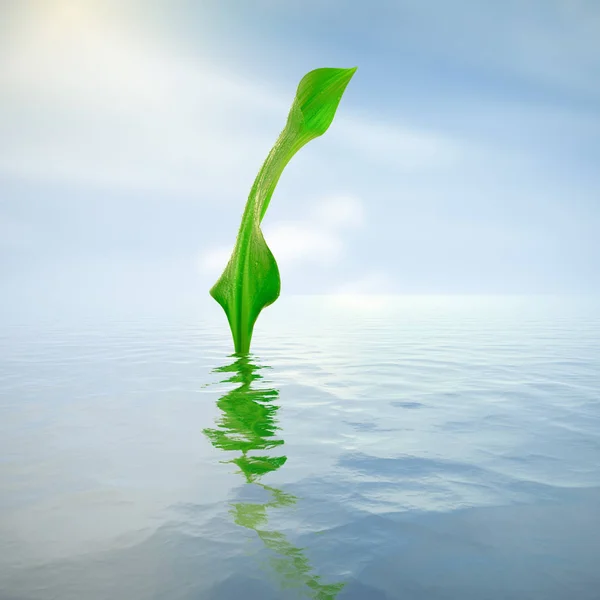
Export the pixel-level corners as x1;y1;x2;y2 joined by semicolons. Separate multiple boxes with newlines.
210;66;357;354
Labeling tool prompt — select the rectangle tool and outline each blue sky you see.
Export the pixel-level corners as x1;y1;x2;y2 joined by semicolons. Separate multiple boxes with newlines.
1;0;599;318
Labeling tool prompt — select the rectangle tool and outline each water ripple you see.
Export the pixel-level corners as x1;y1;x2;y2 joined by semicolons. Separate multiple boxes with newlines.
1;296;599;598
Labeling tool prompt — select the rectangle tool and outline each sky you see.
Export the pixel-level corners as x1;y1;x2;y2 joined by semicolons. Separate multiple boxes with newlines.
1;0;599;319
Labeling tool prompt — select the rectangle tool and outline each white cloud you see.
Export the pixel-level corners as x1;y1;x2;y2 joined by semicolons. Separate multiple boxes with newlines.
333;271;396;295
199;194;364;274
264;222;343;266
311;194;364;229
327;271;397;311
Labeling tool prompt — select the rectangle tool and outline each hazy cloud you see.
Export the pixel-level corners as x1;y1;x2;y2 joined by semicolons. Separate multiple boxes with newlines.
199;195;366;275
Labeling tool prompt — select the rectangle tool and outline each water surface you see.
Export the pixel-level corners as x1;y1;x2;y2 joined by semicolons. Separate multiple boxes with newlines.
1;296;599;599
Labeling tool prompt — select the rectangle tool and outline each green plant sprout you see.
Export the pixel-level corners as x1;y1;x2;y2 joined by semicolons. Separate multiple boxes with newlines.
210;67;357;354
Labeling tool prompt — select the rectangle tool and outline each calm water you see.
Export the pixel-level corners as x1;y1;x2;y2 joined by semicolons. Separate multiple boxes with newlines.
1;296;599;600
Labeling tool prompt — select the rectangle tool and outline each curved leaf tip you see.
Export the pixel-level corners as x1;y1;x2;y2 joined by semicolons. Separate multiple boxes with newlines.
294;67;357;138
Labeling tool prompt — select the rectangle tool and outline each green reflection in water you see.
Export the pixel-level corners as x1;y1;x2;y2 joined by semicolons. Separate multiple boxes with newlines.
203;354;345;599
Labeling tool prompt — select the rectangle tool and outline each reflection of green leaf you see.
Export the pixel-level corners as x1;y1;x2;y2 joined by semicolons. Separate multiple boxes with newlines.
203;356;285;471
258;529;345;599
262;484;297;508
231;454;287;481
203;355;345;599
210;67;357;354
231;502;269;530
